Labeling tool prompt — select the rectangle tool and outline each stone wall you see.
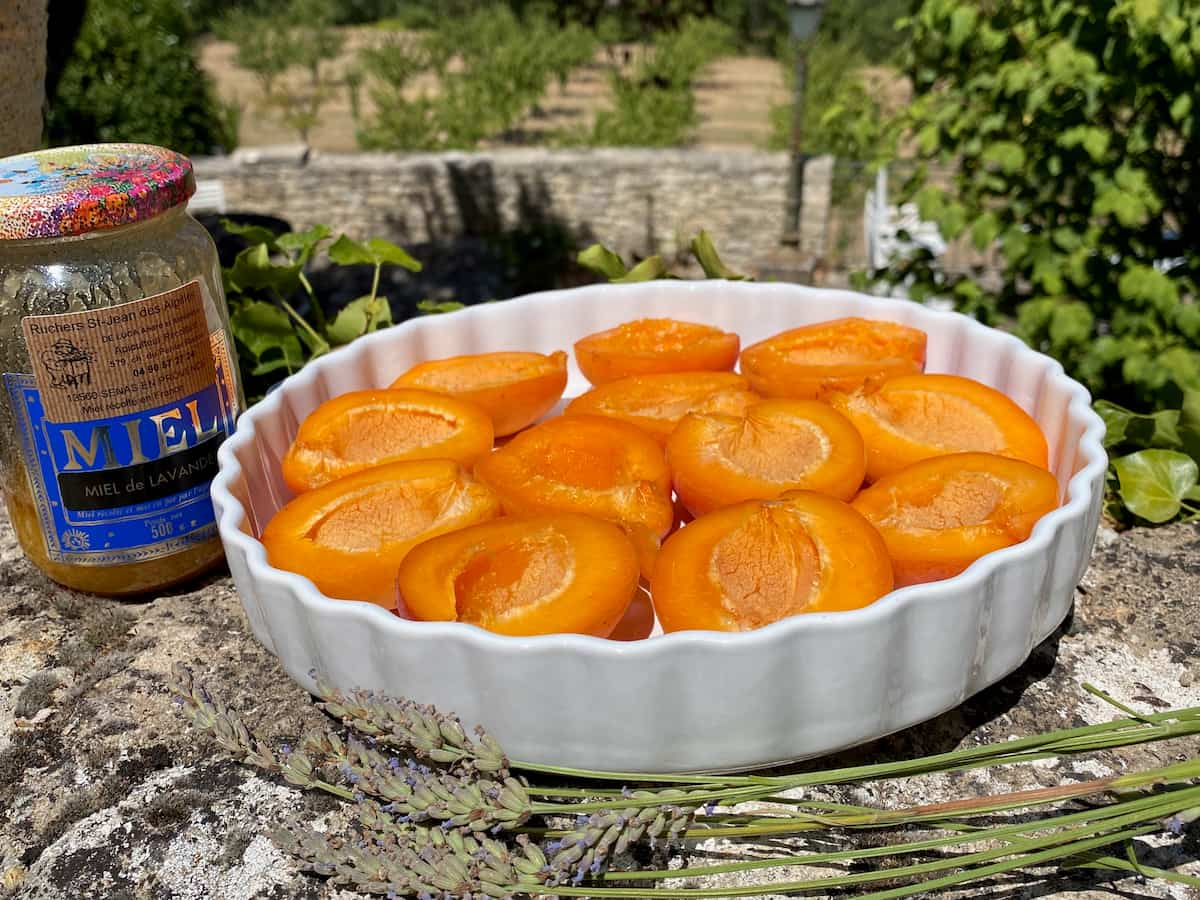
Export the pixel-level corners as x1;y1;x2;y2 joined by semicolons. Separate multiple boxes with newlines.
193;147;842;278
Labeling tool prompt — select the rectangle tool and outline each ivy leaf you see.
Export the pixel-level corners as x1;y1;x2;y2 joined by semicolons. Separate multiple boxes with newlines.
220;218;280;250
230;301;305;375
690;230;748;280
328;235;422;271
613;256;669;283
1179;390;1200;461
277;224;333;265
227;244;302;296
577;243;628;280
1093;401;1180;450
1112;449;1198;523
417;299;466;315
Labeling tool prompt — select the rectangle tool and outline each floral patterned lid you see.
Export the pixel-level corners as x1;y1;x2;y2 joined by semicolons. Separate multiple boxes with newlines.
0;143;196;241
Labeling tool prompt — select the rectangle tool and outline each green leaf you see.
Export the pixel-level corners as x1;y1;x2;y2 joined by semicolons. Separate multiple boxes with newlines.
227;243;302;296
982;141;1026;174
1113;449;1198;523
276;224;332;264
690;230;748;280
576;243;628;280
230;300;305;373
1049;302;1094;346
326;295;394;345
612;256;669;283
970;213;1000;251
1179;390;1200;461
1059;126;1110;162
328;235;422;271
1094;400;1181;450
1170;94;1192;123
947;5;978;51
220;218;280;249
417;299;466;315
1117;264;1179;313
1132;0;1160;25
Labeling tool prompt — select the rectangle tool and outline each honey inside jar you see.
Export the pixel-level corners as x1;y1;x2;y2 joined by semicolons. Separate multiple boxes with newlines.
0;144;243;595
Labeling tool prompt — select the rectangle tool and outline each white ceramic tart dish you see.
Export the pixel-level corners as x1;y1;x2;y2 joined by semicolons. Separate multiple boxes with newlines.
211;281;1107;773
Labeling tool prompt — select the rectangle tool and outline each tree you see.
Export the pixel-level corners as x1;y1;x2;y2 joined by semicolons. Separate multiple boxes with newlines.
866;0;1200;409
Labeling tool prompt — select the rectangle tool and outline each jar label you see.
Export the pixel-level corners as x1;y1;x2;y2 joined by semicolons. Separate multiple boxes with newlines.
5;282;239;565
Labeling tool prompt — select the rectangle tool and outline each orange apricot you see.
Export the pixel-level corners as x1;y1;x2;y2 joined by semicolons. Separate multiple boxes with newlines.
651;491;893;633
564;371;758;445
262;459;501;609
574;318;739;385
739;317;927;399
666;400;866;516
398;514;640;637
851;452;1060;586
474;414;674;549
828;373;1049;482
390;350;568;437
281;389;494;493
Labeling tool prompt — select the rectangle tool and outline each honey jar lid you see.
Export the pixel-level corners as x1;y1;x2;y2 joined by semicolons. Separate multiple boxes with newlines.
0;143;196;241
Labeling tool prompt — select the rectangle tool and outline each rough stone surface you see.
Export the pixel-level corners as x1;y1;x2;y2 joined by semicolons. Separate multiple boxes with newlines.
2;511;1198;899
193;148;843;275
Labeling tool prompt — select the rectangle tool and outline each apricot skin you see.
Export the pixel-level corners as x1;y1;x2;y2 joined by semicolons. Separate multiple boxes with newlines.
666;399;867;516
281;389;494;493
574;318;740;385
739;317;927;400
829;373;1049;483
398;514;640;637
474;414;674;540
851;452;1060;586
262;459;501;609
390;350;568;437
651;491;893;633
564;371;758;445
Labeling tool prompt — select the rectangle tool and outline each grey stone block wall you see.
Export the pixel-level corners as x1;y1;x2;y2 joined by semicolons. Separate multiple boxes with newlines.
193;147;836;275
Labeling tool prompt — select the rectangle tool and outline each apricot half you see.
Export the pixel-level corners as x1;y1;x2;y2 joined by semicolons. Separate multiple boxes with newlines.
851;452;1060;586
281;389;494;493
474;415;674;574
262;459;501;608
651;491;893;632
398;514;640;637
564;371;759;445
828;373;1049;482
390;351;568;437
740;317;927;399
666;400;866;516
574;318;740;385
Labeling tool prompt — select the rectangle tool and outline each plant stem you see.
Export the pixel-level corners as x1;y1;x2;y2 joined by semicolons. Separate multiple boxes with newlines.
601;785;1200;882
297;270;327;332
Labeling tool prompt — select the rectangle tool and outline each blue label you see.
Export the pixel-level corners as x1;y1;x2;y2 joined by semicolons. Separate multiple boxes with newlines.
6;374;238;565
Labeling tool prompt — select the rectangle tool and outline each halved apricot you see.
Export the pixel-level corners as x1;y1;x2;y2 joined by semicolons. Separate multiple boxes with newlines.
851;452;1060;586
398;514;640;637
828;373;1049;482
281;389;494;493
651;491;893;632
474;414;674;563
564;371;759;445
739;317;927;399
574;318;739;385
666;400;866;516
389;351;568;437
262;459;501;608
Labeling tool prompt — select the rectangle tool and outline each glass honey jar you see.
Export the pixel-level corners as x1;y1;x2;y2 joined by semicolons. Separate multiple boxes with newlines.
0;144;244;594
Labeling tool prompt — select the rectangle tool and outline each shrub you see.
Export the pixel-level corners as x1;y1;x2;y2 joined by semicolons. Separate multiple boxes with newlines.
590;17;735;147
45;0;236;155
357;6;596;150
860;0;1200;412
